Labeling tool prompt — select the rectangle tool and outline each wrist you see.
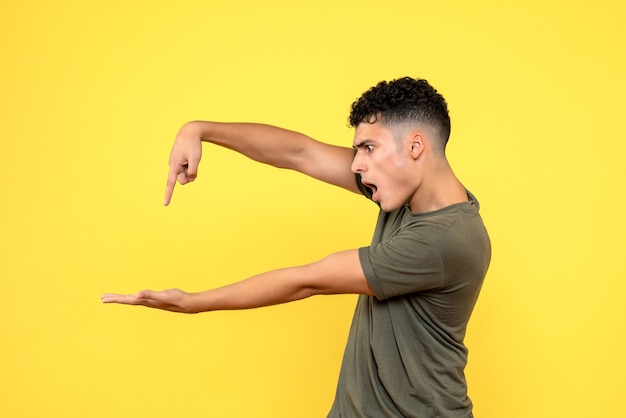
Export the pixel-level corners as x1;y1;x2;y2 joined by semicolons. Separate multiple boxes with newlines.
181;291;209;314
181;120;217;143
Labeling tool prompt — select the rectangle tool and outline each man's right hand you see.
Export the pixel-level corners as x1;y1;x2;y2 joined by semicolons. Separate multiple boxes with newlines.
163;123;203;206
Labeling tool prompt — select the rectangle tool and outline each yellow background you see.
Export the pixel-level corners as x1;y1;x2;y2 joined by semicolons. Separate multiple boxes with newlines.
1;1;625;417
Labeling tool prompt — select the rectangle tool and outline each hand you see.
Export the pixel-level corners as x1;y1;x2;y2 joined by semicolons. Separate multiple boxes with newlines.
164;123;203;206
101;289;193;313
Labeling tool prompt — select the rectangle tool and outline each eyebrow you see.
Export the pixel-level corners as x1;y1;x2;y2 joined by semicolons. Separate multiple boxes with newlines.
353;139;373;150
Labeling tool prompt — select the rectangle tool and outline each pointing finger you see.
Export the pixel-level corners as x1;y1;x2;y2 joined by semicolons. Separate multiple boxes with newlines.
164;166;178;206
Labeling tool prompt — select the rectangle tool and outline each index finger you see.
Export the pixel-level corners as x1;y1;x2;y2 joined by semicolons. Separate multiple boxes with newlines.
163;166;178;206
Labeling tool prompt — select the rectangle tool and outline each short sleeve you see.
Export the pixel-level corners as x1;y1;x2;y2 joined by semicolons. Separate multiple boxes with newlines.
358;232;445;300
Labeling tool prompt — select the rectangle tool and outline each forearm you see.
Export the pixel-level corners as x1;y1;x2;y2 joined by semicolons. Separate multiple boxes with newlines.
184;266;317;313
181;121;313;170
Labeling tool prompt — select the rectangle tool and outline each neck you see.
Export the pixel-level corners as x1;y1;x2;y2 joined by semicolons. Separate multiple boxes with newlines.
407;159;468;214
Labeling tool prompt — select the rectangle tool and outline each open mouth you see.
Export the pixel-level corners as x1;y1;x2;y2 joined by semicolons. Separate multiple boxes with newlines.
361;180;378;199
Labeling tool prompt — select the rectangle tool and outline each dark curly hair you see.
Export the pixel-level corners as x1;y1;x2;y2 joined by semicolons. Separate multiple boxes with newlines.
349;77;451;148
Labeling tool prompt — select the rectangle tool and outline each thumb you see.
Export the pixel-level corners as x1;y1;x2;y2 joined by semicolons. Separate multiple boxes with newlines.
136;289;157;300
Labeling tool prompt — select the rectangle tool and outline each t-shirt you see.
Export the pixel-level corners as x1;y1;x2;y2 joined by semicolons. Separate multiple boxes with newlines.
327;183;491;418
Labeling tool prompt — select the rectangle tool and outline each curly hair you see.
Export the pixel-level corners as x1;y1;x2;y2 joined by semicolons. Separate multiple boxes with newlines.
349;77;451;146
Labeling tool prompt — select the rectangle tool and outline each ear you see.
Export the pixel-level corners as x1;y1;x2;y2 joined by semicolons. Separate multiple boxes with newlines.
408;132;426;160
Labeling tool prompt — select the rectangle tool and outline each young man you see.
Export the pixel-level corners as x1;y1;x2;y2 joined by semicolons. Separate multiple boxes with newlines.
102;77;491;417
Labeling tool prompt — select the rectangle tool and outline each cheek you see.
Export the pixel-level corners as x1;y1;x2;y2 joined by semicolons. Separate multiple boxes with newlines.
385;168;417;205
386;163;413;188
373;153;412;190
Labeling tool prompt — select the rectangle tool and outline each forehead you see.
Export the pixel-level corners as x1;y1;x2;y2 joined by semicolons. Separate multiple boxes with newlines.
352;122;396;147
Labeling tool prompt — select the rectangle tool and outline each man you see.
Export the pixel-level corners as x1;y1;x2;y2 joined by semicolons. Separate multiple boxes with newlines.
102;77;491;417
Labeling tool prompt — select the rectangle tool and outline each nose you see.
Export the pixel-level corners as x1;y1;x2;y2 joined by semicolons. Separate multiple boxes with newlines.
351;152;366;173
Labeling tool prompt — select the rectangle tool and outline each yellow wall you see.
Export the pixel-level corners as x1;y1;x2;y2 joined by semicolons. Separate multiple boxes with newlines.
1;1;625;417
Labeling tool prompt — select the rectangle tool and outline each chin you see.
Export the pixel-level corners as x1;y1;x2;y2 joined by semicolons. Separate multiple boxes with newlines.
379;202;402;213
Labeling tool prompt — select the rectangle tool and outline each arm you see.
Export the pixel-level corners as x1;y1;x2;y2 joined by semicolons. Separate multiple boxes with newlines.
164;121;358;205
101;250;374;313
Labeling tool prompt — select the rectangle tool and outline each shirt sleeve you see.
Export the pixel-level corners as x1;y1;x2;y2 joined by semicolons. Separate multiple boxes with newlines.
358;230;445;300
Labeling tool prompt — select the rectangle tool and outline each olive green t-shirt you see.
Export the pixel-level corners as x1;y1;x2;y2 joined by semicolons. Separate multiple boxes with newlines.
328;189;491;418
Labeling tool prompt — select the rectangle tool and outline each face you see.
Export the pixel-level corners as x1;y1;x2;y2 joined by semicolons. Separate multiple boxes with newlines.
351;122;420;212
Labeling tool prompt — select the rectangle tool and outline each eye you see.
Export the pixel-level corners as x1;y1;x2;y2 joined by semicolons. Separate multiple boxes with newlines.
366;145;374;152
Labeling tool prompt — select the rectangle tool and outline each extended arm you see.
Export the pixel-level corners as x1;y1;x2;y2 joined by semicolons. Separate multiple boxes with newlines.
101;250;373;313
164;121;358;205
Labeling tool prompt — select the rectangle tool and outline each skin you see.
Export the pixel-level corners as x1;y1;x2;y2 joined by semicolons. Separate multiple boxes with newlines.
101;120;466;313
